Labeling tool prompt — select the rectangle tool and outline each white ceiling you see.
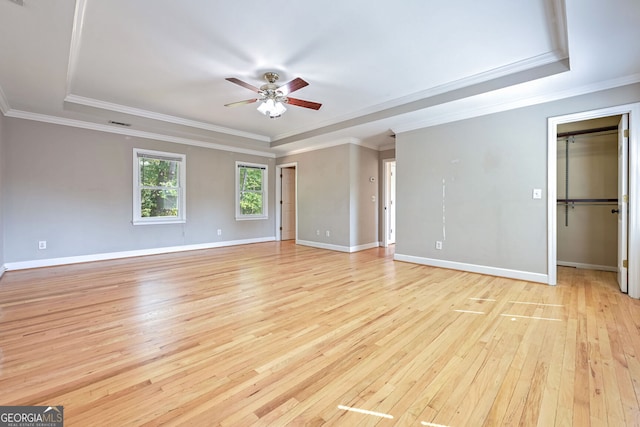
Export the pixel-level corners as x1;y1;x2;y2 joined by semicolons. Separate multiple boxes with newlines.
0;0;639;156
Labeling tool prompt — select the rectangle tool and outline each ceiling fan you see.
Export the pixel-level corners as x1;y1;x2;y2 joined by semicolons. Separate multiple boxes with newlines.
224;72;322;118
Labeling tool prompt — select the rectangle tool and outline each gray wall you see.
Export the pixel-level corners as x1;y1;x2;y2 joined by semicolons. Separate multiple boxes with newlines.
278;143;379;249
349;144;379;246
0;113;5;270
3;118;275;263
280;144;351;246
396;83;640;275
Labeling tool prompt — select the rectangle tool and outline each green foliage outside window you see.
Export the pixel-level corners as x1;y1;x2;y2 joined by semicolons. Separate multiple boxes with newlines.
239;167;264;215
139;158;180;217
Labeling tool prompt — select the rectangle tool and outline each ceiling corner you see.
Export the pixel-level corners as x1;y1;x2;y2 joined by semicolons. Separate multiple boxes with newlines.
549;0;569;60
0;84;10;114
65;0;88;97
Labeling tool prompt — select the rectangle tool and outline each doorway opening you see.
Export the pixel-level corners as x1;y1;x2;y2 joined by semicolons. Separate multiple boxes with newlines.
556;116;623;277
383;159;396;247
276;163;297;241
548;103;639;298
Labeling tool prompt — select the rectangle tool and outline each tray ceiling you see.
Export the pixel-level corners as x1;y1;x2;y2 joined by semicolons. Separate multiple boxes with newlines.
0;0;639;155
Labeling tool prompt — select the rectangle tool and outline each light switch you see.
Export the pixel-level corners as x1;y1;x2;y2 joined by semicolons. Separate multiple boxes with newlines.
532;188;542;199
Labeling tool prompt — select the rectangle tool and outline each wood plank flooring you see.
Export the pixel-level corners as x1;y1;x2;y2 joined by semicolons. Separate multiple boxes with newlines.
1;242;640;426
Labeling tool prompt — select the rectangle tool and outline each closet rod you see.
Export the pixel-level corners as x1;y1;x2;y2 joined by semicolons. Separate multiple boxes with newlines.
557;198;618;203
559;203;617;207
557;125;617;138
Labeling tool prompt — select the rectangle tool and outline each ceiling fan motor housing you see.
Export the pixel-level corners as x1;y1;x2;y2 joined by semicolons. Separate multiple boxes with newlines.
263;72;279;84
260;73;287;103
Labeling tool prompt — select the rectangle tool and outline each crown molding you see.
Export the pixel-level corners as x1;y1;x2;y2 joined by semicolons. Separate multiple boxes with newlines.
275;137;361;157
271;50;568;144
274;136;390;158
378;142;396;152
382;51;569;117
357;139;385;152
64;0;269;144
5;109;276;158
64;94;271;143
392;73;640;135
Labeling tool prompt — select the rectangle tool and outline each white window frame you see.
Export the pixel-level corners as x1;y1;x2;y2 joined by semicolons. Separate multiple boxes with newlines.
133;148;186;225
236;161;268;220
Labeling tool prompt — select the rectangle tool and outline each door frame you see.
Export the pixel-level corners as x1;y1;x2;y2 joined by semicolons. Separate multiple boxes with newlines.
382;158;396;247
618;114;629;292
275;162;298;242
547;102;640;298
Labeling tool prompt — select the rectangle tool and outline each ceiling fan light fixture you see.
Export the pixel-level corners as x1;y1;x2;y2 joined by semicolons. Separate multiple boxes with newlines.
225;72;320;118
257;98;287;118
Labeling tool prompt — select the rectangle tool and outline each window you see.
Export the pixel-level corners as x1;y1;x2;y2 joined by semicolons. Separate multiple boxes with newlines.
133;149;186;225
236;162;268;220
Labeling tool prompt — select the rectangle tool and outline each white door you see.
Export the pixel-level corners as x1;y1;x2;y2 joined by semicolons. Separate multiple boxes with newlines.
388;162;396;244
281;167;296;241
618;114;629;292
383;160;397;247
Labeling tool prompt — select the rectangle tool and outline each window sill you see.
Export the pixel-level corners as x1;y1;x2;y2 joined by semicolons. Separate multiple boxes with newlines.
235;216;268;221
133;219;186;226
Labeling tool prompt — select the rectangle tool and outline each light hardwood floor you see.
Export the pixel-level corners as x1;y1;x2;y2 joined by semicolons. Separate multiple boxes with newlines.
1;242;640;426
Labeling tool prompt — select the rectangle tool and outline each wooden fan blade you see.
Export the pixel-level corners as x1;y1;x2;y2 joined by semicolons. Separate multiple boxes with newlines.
225;98;258;107
225;77;260;93
286;97;322;110
278;77;308;94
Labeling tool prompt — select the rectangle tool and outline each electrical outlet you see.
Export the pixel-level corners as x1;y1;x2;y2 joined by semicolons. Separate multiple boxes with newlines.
326;230;330;237
316;230;320;236
435;241;443;250
38;240;47;250
217;229;222;236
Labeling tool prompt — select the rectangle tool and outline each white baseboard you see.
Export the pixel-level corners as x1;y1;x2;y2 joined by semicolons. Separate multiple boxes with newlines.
394;253;550;284
557;261;617;272
296;240;350;252
351;242;380;252
296;240;379;253
4;237;276;271
0;266;6;280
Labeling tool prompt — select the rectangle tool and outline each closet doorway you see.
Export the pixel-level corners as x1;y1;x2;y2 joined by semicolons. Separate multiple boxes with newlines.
556;116;622;275
548;103;639;297
276;163;297;242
